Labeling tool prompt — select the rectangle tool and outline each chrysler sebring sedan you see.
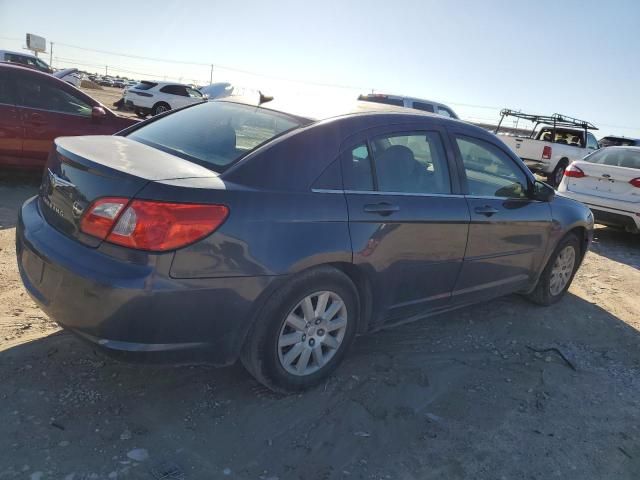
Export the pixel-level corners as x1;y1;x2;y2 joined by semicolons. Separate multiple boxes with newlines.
16;99;593;392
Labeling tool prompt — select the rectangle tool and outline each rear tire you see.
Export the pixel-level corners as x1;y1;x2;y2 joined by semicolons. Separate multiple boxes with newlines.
548;159;569;188
240;266;359;393
526;233;580;306
151;102;171;116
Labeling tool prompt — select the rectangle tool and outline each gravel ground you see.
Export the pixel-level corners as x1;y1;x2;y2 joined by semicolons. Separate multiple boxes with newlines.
0;173;639;480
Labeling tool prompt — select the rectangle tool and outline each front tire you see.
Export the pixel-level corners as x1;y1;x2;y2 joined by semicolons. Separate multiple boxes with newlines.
240;266;359;393
526;233;580;306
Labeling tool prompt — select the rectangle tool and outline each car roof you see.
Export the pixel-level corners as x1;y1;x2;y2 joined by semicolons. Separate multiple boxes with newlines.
601;135;640;141
360;93;451;107
0;49;39;59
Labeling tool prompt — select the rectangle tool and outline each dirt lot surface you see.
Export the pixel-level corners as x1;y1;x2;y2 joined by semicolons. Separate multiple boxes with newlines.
80;86;137;119
1;173;639;479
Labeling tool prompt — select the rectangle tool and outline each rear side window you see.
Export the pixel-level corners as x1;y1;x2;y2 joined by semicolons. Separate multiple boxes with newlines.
413;101;434;112
134;81;157;91
127;101;304;171
15;74;92;116
584;149;640;169
160;85;188;96
370;132;451;194
343;144;374;191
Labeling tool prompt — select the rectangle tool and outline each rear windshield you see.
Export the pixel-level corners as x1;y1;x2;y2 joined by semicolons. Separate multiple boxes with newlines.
584;148;640;169
134;81;157;91
127;101;305;171
538;128;584;146
599;136;638;147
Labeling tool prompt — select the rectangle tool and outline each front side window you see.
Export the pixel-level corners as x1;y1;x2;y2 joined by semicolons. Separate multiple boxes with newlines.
127;101;305;171
0;70;15;104
456;136;529;198
370;132;451;194
436;106;453;118
16;75;92;116
187;88;203;98
586;133;599;150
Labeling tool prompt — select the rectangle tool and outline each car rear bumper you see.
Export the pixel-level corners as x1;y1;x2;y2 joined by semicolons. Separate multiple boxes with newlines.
559;190;640;232
16;196;279;365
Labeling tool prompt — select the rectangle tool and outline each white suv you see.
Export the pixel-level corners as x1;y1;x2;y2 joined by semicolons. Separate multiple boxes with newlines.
124;81;205;117
358;93;459;119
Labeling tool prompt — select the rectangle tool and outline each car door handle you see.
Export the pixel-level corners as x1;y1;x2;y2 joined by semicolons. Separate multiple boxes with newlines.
363;202;399;216
27;113;47;126
474;205;499;216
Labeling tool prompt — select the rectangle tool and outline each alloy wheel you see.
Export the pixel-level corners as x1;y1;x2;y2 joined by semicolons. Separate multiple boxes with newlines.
549;245;576;296
277;291;348;376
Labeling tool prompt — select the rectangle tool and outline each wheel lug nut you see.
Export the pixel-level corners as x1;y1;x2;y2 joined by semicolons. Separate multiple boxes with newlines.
309;338;315;346
302;334;306;341
317;329;325;336
315;319;321;325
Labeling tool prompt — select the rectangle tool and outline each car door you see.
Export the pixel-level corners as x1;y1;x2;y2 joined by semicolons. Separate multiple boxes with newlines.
342;125;469;326
14;71;101;166
450;132;552;304
0;68;24;167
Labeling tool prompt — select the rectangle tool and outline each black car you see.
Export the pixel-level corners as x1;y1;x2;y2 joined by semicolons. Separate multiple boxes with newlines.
16;99;594;392
599;136;640;148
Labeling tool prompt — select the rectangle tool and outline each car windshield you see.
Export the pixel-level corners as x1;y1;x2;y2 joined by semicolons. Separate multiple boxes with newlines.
584;148;640;169
127;101;305;171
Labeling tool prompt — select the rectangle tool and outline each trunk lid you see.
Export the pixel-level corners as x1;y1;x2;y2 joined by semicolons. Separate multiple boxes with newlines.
40;135;219;246
565;160;640;203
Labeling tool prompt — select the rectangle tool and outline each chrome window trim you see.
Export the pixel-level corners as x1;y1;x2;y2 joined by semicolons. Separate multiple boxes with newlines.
16;105;92;119
311;188;464;198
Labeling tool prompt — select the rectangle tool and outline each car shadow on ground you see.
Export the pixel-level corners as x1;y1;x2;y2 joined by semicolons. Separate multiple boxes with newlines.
1;292;639;479
591;225;640;269
0;171;40;230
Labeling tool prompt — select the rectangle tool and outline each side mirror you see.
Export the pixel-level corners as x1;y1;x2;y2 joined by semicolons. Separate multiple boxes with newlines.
91;106;107;121
531;180;555;202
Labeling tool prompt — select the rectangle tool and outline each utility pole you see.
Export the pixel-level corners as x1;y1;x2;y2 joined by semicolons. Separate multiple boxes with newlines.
49;42;54;67
210;64;213;85
105;65;108;76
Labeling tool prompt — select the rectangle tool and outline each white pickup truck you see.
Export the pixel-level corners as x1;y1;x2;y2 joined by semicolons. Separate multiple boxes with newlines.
495;110;600;186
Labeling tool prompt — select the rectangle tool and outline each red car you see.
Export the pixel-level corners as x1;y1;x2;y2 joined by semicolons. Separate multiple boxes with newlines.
0;63;138;169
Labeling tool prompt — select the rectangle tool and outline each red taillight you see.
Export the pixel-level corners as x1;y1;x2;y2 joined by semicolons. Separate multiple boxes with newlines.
80;198;228;251
80;197;129;239
542;145;552;160
630;177;640;188
563;164;585;178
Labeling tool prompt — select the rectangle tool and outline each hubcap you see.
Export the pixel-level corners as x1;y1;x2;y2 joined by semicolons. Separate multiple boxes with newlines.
555;166;565;185
549;245;576;296
277;291;348;376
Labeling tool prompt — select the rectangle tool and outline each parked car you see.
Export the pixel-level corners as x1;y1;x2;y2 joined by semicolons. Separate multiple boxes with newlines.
97;77;115;87
124;81;205;117
496;110;600;186
598;136;640;148
358;93;459;118
0;50;52;74
53;68;82;87
558;147;640;233
199;82;234;100
16;98;593;392
0;63;138;169
113;79;126;88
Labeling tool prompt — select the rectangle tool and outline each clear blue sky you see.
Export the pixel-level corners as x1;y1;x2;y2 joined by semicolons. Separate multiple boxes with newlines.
1;0;638;136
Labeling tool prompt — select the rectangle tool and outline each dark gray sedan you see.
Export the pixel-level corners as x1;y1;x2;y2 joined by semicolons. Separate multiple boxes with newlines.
16;99;594;392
